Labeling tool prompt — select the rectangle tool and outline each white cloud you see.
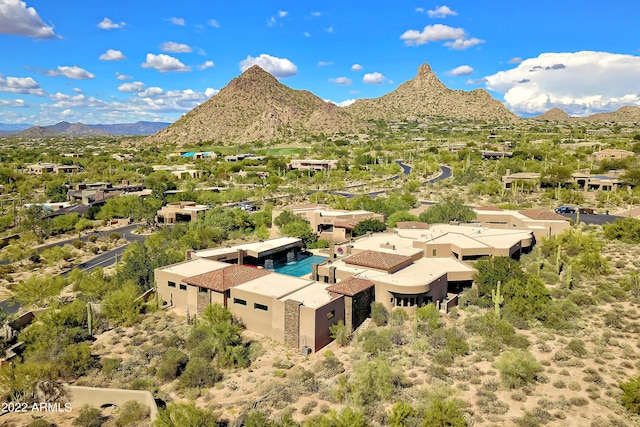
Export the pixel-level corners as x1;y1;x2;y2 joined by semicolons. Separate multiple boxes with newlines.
303;32;311;37
427;5;457;18
205;88;219;97
318;61;334;67
447;65;474;76
329;77;352;86
444;37;484;50
401;24;483;50
167;17;185;26
198;60;215;70
484;51;640;116
332;99;356;107
72;87;82;93
99;49;126;61
415;7;425;13
311;11;322;17
0;75;45;96
325;26;334;33
400;24;465;46
97;17;125;30
363;72;386;84
278;10;288;18
239;54;298;78
351;64;363;71
141;54;190;72
0;0;58;38
160;41;193;53
116;72;131;80
138;87;163;97
118;81;145;93
508;57;523;64
45;66;95;80
208;19;219;28
0;99;27;107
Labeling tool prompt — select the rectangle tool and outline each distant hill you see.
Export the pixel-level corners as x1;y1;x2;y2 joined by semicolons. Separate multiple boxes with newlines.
12;121;170;137
533;106;640;123
0;123;33;134
345;63;521;124
147;65;364;145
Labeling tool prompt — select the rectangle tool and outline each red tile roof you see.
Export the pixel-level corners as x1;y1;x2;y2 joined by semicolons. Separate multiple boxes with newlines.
333;220;360;230
519;209;568;221
344;250;412;272
183;264;270;292
326;277;374;296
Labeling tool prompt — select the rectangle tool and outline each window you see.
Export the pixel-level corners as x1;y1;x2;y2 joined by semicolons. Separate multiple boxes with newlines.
198;287;208;294
327;310;335;320
432;249;437;257
234;298;247;306
168;281;176;288
179;284;187;291
254;303;268;312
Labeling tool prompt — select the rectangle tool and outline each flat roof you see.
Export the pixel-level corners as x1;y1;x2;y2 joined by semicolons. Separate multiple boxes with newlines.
193;237;303;259
346;232;423;257
234;273;314;299
280;281;333;309
359;257;473;287
398;226;537;248
157;258;227;277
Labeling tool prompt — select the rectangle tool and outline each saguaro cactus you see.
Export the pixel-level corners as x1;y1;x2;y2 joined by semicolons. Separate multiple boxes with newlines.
566;265;573;290
556;246;562;275
492;280;504;317
87;302;93;336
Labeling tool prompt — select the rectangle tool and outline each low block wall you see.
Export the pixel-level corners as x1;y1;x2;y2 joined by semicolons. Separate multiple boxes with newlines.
68;386;158;421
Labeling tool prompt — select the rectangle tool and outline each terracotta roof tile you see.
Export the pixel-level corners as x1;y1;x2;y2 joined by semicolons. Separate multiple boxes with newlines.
326;277;375;296
183;264;270;292
519;209;569;221
333;220;360;230
344;250;412;272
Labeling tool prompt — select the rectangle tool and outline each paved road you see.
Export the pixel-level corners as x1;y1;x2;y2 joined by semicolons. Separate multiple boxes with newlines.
556;212;623;226
0;224;148;315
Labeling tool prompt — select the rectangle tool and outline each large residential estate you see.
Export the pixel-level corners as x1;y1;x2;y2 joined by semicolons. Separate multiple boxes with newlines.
155;210;568;354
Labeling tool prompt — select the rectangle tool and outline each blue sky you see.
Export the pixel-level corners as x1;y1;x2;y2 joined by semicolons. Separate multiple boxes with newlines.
1;0;639;125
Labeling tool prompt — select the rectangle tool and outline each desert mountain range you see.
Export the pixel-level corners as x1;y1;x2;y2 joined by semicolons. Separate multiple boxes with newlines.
149;63;640;145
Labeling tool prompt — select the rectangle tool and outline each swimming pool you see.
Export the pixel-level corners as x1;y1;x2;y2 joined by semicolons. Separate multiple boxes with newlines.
270;255;328;277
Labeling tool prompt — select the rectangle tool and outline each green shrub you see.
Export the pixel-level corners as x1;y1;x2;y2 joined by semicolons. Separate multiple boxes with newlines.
421;400;466;427
73;405;104;427
371;302;389;326
620;373;640;414
496;349;543;389
101;357;121;377
329;320;352;346
566;339;588;358
179;357;221;388
116;400;150;426
156;348;188;381
388;402;417;427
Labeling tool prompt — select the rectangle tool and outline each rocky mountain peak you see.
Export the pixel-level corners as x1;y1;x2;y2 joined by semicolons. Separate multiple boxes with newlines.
417;63;433;76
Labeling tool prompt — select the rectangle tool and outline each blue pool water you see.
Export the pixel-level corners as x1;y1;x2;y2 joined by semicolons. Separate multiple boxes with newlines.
270;255;328;277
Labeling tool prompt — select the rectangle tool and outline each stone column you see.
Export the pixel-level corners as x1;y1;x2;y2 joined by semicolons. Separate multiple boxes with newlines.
237;249;245;265
311;263;319;281
328;266;336;284
344;296;354;332
284;300;302;349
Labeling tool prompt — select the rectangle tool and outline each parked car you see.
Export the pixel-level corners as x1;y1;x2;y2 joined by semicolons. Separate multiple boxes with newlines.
554;206;576;214
578;207;594;214
239;203;256;212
